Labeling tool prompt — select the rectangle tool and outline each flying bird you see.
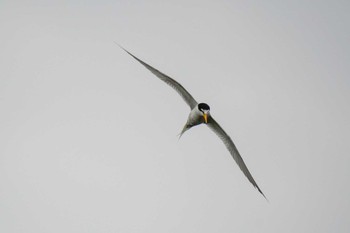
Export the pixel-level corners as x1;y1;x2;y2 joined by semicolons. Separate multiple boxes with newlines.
119;45;266;199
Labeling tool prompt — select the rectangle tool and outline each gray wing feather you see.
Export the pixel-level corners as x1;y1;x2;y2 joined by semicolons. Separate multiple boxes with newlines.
207;116;266;199
119;45;198;109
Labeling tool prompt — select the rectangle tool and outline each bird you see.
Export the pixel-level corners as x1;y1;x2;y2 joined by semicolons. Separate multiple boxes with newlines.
118;44;266;199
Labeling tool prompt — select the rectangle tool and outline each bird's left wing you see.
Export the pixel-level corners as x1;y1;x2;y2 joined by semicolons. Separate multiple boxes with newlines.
118;45;198;109
207;116;266;199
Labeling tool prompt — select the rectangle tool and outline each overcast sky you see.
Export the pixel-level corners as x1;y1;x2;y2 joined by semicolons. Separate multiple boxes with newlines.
1;1;350;232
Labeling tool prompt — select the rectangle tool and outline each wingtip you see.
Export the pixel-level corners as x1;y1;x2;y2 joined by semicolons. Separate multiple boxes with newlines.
114;42;142;63
257;187;269;202
114;41;128;53
113;41;122;47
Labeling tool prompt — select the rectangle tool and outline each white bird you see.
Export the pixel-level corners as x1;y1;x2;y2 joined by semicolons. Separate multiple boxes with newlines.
119;45;266;199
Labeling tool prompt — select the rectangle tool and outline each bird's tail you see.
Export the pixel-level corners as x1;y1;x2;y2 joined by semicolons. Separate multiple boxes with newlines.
178;125;190;139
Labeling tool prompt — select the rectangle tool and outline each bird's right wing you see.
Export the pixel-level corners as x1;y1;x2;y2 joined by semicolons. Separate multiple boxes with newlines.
207;116;266;199
118;45;198;109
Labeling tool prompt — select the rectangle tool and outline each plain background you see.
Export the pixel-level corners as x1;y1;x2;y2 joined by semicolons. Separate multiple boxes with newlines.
1;1;349;232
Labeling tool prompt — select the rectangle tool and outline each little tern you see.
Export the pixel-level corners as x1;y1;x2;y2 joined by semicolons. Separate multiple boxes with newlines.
119;45;266;199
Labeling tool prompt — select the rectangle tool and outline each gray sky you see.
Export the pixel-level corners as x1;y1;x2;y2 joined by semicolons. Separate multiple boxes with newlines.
1;0;350;232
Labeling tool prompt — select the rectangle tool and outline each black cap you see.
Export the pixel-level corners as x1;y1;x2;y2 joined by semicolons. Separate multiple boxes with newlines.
198;103;210;111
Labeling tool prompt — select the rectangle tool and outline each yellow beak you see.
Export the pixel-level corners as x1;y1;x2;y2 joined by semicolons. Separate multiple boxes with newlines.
203;113;208;123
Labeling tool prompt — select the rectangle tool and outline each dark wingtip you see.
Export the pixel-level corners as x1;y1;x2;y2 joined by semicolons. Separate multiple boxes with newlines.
113;41;124;50
114;42;148;68
114;42;133;57
257;187;269;202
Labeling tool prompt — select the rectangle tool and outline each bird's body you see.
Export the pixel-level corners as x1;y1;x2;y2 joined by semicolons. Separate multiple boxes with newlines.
119;44;266;199
180;103;210;137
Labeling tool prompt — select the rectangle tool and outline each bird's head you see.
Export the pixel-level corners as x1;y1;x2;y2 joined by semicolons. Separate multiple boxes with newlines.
198;103;210;123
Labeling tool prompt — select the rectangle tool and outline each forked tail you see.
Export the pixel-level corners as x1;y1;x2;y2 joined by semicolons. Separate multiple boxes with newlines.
178;124;190;139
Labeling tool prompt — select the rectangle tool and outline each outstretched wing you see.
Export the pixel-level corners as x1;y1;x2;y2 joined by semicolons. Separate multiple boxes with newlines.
207;116;266;199
119;45;198;109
